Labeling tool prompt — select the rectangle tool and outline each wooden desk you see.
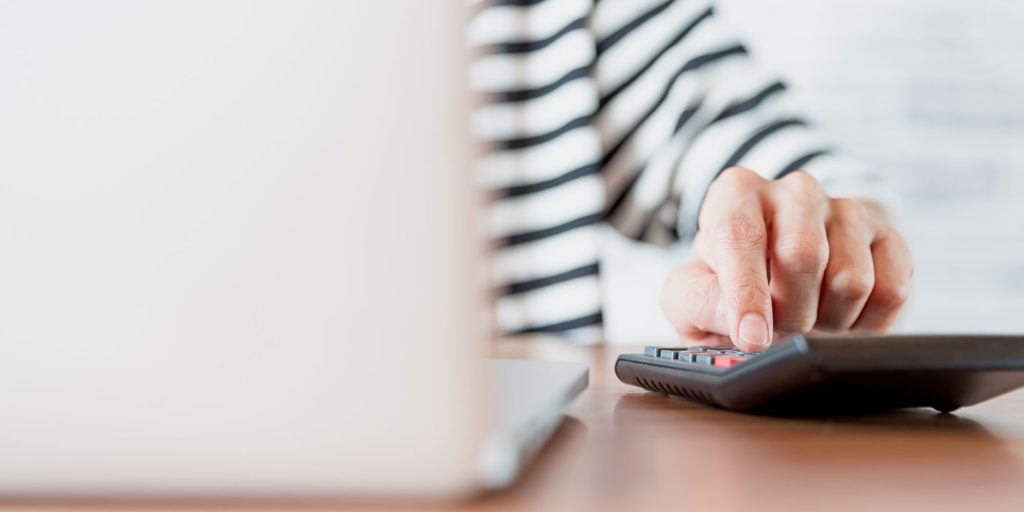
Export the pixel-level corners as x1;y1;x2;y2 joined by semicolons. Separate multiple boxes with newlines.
482;341;1024;512
5;340;1024;511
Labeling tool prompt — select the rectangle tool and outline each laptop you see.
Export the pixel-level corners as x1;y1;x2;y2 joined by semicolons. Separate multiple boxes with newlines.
0;0;586;499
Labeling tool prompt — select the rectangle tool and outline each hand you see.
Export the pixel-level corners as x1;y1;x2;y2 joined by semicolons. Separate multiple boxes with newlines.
660;167;913;352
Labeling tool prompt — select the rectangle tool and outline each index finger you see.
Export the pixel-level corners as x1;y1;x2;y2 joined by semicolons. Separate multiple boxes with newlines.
700;169;774;351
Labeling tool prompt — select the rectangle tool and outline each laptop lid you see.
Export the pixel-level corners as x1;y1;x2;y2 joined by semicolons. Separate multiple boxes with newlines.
0;0;491;498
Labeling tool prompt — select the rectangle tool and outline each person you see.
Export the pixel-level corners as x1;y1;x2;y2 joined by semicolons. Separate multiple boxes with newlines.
468;0;913;352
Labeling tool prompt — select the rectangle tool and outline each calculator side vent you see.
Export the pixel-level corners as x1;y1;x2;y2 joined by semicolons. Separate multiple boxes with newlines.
636;377;718;407
692;389;717;406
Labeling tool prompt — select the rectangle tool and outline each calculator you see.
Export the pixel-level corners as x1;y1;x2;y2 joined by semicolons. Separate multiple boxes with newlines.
615;334;1024;414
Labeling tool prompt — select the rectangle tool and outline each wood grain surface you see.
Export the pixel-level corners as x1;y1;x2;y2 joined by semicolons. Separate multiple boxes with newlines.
4;338;1024;511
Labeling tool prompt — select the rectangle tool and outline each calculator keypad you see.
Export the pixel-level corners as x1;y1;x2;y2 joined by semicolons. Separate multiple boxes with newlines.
643;346;755;368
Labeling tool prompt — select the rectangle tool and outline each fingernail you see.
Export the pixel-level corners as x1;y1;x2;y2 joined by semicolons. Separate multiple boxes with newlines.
738;313;770;346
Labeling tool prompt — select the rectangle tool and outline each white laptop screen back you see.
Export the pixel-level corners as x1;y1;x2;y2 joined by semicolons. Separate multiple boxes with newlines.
0;0;490;497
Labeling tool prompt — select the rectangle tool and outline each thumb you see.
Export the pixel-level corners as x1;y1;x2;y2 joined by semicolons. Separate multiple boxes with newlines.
660;261;728;340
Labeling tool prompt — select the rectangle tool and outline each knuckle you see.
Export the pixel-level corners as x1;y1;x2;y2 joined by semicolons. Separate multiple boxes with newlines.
875;226;897;242
710;167;762;196
715;214;767;248
877;226;908;248
829;269;875;302
727;282;771;313
773;233;828;274
872;283;910;312
779;170;824;197
891;229;912;256
718;166;760;185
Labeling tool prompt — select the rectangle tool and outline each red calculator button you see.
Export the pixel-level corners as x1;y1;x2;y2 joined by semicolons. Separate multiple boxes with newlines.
713;356;747;368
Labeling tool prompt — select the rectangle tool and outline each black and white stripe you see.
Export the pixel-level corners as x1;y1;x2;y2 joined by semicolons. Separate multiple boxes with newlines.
469;0;890;341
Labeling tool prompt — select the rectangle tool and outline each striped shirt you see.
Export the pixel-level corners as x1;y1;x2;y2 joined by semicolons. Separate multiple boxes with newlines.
469;0;892;342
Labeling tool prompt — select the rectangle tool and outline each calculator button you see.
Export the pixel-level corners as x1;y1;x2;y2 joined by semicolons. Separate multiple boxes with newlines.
659;349;684;360
687;346;706;352
713;356;748;368
677;352;698;363
644;346;659;357
695;354;715;365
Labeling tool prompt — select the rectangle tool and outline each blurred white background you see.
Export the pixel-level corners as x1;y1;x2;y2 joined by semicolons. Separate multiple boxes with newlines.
605;0;1024;342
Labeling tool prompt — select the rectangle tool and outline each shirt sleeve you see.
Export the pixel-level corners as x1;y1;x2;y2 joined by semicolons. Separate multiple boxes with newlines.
467;0;896;338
